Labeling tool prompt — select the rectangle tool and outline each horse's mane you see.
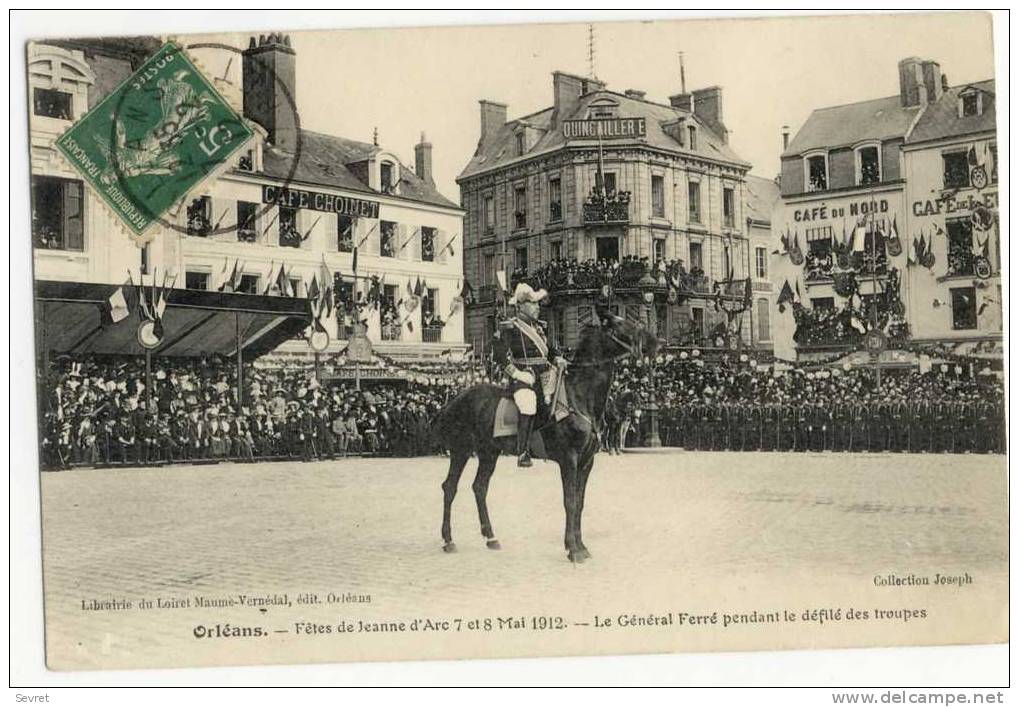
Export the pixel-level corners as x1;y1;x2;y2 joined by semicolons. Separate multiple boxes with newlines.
571;324;608;364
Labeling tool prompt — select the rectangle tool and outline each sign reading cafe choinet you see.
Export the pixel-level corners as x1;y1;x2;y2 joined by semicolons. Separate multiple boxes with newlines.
562;117;647;140
262;185;380;219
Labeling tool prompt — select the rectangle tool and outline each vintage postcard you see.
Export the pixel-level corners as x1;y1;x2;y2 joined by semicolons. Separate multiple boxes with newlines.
25;12;1006;672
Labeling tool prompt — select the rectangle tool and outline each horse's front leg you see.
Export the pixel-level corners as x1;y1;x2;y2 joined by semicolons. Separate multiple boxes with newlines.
558;454;582;562
573;451;595;561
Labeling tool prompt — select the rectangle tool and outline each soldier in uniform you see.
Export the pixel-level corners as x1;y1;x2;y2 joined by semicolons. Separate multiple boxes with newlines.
492;283;566;467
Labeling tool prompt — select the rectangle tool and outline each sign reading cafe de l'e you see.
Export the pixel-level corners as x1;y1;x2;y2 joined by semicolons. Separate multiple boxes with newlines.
262;185;380;219
562;117;647;140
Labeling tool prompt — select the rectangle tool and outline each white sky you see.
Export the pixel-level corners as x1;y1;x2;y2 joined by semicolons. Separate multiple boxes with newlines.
192;12;994;202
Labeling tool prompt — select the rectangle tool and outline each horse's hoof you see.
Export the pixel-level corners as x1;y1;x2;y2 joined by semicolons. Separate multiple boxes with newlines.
442;542;457;554
568;551;586;564
486;539;501;550
576;548;592;561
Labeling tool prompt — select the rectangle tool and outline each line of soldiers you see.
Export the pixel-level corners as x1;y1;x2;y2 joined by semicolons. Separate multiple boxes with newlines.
655;398;1006;454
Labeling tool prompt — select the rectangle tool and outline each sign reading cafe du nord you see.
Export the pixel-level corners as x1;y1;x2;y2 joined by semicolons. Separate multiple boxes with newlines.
262;185;380;219
562;117;647;140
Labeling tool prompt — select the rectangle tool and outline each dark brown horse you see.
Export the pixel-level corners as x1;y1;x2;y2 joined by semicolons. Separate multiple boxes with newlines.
433;313;658;562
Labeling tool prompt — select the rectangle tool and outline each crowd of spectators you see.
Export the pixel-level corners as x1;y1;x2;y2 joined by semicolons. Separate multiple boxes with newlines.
519;256;709;294
38;347;1005;469
38;354;485;470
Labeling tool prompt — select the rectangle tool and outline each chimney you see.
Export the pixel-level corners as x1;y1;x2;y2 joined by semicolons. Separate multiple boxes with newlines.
921;60;943;103
414;132;434;185
898;57;927;107
242;33;298;152
624;89;646;100
782;125;790;150
692;86;727;143
479;100;507;146
552;71;588;125
669;93;693;112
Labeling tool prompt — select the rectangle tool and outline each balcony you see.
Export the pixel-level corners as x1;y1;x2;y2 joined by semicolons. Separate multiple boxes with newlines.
422;327;443;343
381;323;402;341
583;188;630;225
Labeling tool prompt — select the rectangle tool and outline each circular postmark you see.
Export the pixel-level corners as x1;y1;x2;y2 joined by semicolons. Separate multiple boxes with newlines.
107;40;303;239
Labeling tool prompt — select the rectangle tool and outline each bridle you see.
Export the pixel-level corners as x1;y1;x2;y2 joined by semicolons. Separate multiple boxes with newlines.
568;330;642;368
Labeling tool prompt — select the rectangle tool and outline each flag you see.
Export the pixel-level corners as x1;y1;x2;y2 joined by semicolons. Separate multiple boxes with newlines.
307;274;320;303
850;313;867;334
318;257;334;317
106;286;130;324
154;271;171;320
495;270;507;293
221;259;238;292
852;220;866;252
351;246;359;274
275;265;292;297
777;279;794;305
967;144;985;168
460;280;475;306
262;260;276;295
794;280;802;304
908;235;919;265
414;276;423;297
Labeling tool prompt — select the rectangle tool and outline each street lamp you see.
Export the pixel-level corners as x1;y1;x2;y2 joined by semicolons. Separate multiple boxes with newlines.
638;270;662;447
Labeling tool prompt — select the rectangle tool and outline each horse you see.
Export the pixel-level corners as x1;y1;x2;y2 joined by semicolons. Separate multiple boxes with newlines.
432;313;659;563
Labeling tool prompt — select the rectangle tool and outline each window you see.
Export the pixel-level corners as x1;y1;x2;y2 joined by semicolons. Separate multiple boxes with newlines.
482;253;495;287
756;298;771;342
653;238;666;263
691;307;704;336
513;184;527;230
651;175;666;218
687;126;697;150
422;288;438;322
722;186;735;228
596;237;618;263
548;177;562;222
33;87;73;120
989;143;998;183
960;92;980;117
236;201;257;242
943;151;970;189
186;196;212;237
483;193;495;234
140;243;150;276
380;220;397;257
722;246;731;277
755;247;767;279
515;132;526;156
237;149;254;172
946;217;975;276
857;145;881;185
807;229;834;257
689;241;703;272
380;161;396;194
337;215;354;252
811;297;835;311
688;181;701;223
237;274;260;295
185;272;210;290
421;226;436;262
603;172;617;195
550;240;562;260
951;287;977;330
279;206;301;248
806;154;828;191
31;176;84;251
514;246;528;273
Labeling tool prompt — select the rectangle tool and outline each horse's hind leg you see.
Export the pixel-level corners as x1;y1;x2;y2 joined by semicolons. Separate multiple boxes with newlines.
473;447;501;549
441;447;470;553
574;451;595;561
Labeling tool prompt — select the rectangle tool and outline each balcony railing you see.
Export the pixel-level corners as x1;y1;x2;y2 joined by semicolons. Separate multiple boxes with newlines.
582;189;630;225
422;327;443;343
381;323;402;341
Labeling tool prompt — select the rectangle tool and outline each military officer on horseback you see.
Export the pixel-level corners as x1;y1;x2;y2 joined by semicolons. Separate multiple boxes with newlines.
493;282;566;467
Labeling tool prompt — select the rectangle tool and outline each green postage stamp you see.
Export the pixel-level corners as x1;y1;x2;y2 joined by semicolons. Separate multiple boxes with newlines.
56;41;253;237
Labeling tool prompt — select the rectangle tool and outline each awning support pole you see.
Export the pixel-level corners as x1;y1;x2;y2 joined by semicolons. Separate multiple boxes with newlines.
235;312;243;408
145;348;153;410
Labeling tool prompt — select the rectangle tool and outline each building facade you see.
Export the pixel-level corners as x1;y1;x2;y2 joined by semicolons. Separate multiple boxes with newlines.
29;35;466;360
458;71;757;356
771;57;999;364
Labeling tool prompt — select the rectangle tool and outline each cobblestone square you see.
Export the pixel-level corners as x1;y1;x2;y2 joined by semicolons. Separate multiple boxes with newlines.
40;450;1007;670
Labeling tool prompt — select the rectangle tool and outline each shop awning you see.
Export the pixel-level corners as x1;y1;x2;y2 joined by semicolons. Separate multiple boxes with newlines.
35;280;313;359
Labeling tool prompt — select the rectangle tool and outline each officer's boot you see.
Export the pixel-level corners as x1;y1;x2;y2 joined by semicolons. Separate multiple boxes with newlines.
516;414;534;467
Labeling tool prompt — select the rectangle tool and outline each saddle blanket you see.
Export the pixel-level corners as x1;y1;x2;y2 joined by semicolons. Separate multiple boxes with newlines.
492;397;549;458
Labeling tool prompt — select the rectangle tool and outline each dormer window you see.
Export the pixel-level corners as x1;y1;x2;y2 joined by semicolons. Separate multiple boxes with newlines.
380;160;397;195
805;152;828;192
588;98;619;119
959;90;982;117
515;132;526;156
687;125;697;150
855;143;882;186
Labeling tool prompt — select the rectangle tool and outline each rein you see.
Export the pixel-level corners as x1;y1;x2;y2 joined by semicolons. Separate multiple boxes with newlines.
568;333;640;368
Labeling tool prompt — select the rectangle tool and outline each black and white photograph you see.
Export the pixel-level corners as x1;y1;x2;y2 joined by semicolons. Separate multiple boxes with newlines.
10;9;1009;687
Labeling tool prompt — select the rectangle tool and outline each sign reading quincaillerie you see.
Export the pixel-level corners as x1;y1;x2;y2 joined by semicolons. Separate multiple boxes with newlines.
262;185;380;219
562;117;647;140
